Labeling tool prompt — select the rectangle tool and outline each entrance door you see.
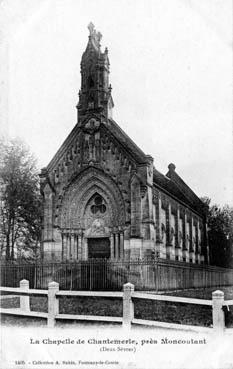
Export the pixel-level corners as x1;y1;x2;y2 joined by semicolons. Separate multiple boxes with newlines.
85;238;110;290
88;238;110;259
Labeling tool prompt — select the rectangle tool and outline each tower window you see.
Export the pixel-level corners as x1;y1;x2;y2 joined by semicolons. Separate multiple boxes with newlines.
88;76;94;88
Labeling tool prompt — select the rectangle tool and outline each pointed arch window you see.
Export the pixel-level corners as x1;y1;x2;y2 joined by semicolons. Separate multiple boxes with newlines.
88;75;95;88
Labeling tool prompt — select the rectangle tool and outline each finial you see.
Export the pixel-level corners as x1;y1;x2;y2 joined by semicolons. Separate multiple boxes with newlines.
41;167;47;174
168;163;176;171
88;22;95;35
96;31;102;42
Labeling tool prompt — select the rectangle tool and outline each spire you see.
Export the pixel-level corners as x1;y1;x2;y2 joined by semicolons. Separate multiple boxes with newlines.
76;24;114;123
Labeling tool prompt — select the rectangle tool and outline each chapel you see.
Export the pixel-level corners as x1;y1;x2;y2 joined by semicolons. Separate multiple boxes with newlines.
40;23;209;264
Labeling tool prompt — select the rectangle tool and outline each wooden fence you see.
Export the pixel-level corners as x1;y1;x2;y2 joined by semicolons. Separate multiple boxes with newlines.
1;259;233;292
1;280;233;332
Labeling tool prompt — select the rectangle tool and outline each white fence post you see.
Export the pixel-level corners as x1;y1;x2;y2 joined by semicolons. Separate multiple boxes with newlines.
20;279;30;312
123;283;134;329
48;281;59;328
212;290;225;332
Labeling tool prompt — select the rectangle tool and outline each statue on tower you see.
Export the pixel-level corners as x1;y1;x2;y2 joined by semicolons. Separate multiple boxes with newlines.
88;22;95;35
87;22;102;47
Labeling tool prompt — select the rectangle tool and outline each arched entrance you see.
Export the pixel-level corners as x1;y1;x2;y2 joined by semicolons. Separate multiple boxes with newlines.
57;167;125;265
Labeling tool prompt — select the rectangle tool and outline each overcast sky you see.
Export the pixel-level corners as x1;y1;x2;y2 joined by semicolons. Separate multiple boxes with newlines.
1;0;232;207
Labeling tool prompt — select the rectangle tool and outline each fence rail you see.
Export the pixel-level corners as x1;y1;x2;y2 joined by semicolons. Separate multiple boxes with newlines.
1;280;233;332
132;291;213;305
1;259;233;292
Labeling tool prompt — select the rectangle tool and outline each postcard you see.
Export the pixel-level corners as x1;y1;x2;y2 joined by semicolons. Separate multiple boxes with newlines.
0;1;232;368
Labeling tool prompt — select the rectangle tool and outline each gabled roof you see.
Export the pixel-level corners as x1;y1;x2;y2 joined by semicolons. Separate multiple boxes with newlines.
106;118;148;164
45;117;148;174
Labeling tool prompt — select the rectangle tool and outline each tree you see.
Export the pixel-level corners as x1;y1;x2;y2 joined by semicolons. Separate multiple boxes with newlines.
201;197;233;268
0;137;41;260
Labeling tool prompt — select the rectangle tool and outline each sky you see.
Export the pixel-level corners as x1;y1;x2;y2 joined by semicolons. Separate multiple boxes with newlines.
0;0;232;207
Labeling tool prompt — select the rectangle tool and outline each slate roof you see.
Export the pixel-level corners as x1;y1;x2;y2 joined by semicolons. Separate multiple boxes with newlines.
165;164;206;215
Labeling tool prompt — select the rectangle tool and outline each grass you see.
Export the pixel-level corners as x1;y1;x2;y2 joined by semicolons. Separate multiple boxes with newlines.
1;286;233;328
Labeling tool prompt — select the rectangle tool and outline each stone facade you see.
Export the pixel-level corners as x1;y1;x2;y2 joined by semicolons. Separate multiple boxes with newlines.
40;23;209;264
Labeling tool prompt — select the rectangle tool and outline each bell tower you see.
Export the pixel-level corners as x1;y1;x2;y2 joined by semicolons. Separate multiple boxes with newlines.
77;23;114;124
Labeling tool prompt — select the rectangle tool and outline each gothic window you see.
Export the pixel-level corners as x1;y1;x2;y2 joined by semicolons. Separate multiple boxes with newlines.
88;90;95;109
91;195;106;214
161;223;166;240
178;231;182;247
170;227;175;241
88;101;94;109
